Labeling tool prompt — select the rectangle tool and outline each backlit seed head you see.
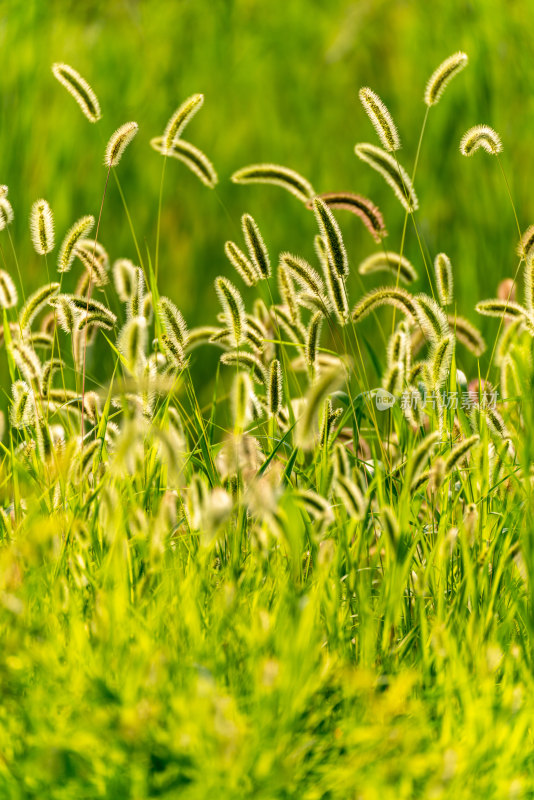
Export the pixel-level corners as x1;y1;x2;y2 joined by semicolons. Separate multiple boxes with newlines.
163;93;204;150
0;197;14;231
52;63;101;122
355;143;418;212
30;199;55;255
231;163;315;204
267;359;283;417
151;136;218;188
313;197;348;278
424;51;468;107
308;192;387;243
232;371;254;429
225;240;259;287
460;125;502;156
118;316;147;375
215;276;246;349
159;296;189;350
0;270;18;309
18;283;60;332
359;87;401;152
434;253;453;306
58;215;95;273
518;225;534;265
359;251;418;284
104;121;139;167
242;214;271;279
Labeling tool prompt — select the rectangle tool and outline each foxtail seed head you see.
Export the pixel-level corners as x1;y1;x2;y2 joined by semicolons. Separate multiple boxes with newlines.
518;225;534;265
58;215;95;273
355;143;418;212
312;197;348;278
232;371;254;429
163;93;204;150
30;199;54;255
424;51;468;107
52;63;101;122
215;276;246;349
460;125;502;156
224;241;259;287
359;87;401;152
104;121;138;167
0;198;14;231
242;214;270;279
434;253;453;305
308;192;387;243
151;136;218;188
231;163;315;204
267;359;283;417
0;270;18;309
359;251;418;284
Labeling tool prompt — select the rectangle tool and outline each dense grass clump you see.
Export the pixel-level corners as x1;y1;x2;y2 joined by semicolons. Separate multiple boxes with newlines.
1;51;534;799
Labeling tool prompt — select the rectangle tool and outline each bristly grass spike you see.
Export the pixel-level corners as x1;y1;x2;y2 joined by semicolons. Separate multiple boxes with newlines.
424;51;468;106
52;63;101;122
358;87;401;152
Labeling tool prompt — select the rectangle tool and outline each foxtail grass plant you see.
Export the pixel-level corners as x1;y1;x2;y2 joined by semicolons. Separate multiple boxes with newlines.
0;52;534;799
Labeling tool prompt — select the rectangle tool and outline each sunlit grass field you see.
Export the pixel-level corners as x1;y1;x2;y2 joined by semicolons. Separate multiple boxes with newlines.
1;1;534;797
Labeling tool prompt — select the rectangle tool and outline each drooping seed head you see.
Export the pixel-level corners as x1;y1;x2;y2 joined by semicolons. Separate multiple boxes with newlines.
307;192;387;243
448;315;486;357
460;125;502;156
163;93;204;150
281;252;325;300
52;63;101;122
359;87;401;152
104;121;139;167
53;295;79;334
18;283;60;332
30;199;55;255
220;351;268;385
352;286;418;324
151;136;218;188
58;215;95;273
231;163;315;203
424;51;468;107
355;143;418;212
476;298;534;334
359;251;418;284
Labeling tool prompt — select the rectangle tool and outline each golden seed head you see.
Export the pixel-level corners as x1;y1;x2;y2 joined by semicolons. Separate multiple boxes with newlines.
104;121;139;168
52;62;101;122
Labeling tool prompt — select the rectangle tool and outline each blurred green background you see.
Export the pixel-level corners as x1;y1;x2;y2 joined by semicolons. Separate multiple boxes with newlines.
0;0;533;387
